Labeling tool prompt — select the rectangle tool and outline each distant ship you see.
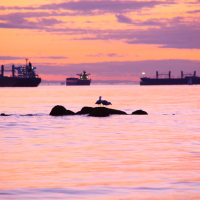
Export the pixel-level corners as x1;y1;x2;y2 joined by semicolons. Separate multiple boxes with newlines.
0;59;41;87
66;71;91;86
140;71;200;85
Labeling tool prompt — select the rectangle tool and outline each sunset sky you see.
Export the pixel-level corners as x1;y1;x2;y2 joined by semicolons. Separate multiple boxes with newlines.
0;0;200;81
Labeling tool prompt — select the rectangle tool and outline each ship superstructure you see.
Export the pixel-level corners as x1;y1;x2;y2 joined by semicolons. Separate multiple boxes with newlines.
0;59;41;87
66;71;91;86
15;60;39;78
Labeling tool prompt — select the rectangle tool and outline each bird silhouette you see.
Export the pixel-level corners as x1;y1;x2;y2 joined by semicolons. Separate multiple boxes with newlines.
101;100;112;107
95;96;102;106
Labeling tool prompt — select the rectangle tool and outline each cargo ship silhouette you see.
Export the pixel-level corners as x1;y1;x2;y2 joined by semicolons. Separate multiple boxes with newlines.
140;71;200;85
0;59;41;87
66;71;91;86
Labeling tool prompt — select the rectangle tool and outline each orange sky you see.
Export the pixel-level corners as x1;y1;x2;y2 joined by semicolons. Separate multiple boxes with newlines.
0;0;200;81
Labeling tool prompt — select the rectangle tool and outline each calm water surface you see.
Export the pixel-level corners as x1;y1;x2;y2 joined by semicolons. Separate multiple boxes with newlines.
0;85;200;199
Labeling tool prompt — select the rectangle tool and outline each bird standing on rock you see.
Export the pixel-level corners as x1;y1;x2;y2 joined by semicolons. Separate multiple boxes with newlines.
101;100;112;107
95;96;112;107
95;96;102;106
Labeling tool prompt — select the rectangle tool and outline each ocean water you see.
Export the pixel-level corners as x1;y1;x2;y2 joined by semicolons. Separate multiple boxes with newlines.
0;85;200;200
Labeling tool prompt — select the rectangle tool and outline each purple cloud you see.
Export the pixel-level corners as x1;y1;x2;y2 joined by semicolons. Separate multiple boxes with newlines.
0;11;88;20
116;14;133;24
35;59;200;80
0;5;199;50
187;9;200;14
37;56;68;59
132;19;166;26
38;18;63;26
125;23;200;49
0;56;68;61
1;1;175;13
76;17;200;49
0;56;24;60
107;53;128;57
87;53;103;57
116;15;166;26
0;13;64;30
87;53;128;57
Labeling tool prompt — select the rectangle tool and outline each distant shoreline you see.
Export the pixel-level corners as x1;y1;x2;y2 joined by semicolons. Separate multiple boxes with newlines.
41;80;140;85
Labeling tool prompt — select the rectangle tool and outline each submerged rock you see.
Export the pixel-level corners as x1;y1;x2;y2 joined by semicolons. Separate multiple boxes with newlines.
76;106;94;114
1;113;9;116
20;114;34;116
50;105;75;116
132;109;148;115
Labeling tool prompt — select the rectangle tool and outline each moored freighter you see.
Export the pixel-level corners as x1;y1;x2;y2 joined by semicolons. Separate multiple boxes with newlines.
0;59;41;87
140;71;200;85
66;71;91;86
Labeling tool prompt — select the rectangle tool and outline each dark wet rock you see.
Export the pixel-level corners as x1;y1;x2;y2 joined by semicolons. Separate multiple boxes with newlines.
50;105;75;116
88;107;110;117
88;107;127;117
1;113;9;116
108;108;127;115
50;105;127;117
66;109;75;115
76;106;126;116
132;109;148;115
76;106;94;114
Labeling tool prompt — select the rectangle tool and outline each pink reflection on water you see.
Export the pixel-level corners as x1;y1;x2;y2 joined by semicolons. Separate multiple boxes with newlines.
0;85;200;199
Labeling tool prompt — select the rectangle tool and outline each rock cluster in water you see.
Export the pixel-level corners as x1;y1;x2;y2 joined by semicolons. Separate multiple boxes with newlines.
1;113;9;116
0;106;148;117
49;105;148;117
131;109;148;115
49;105;75;116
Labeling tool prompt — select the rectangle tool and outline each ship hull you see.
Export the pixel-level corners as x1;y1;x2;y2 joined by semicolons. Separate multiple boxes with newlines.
140;77;200;85
66;79;91;86
0;77;41;87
